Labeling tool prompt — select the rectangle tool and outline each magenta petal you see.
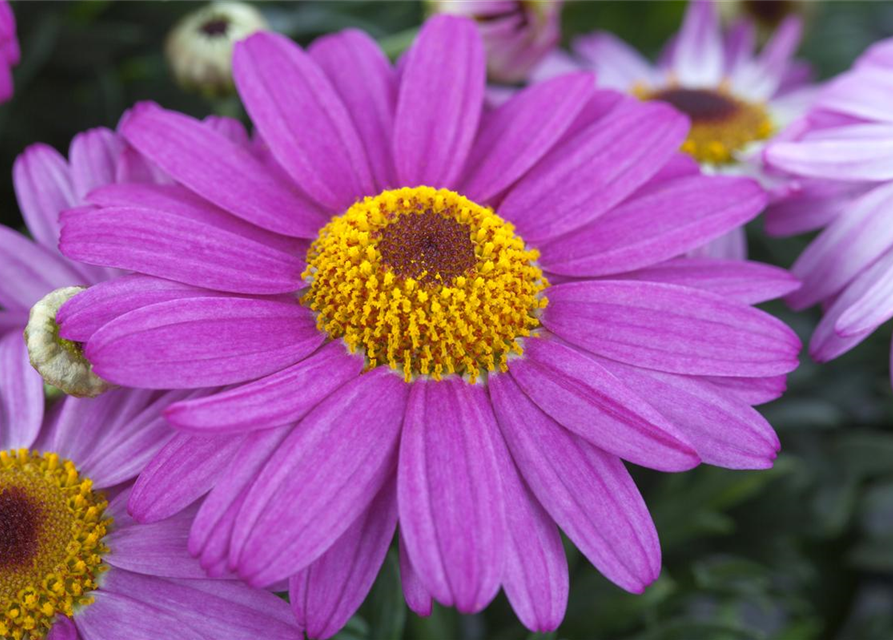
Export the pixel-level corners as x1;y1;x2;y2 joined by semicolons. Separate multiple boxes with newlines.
393;15;485;189
0;331;44;450
189;427;292;567
106;497;211;579
594;357;780;469
399;532;432;617
86;297;324;388
489;373;661;594
700;374;787;406
128;433;244;523
87;570;301;640
539;175;766;277
290;481;398;640
836;256;893;336
0;226;84;311
60;206;304;295
398;379;505;613
614;258;800;304
510;338;699;471
309;29;397;191
87;183;306;255
787;181;893;310
494;429;568;632
165;343;363;434
12;143;76;255
542;281;801;377
461;73;595;203
500;101;688;242
230;369;408;587
119;102;327;238
58;274;228;343
47;616;78;640
671;0;723;86
234;32;375;209
69;127;125;200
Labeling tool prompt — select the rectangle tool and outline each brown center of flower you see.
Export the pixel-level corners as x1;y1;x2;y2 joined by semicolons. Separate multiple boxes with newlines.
0;486;42;570
650;88;739;123
743;0;795;27
378;209;477;285
200;17;230;37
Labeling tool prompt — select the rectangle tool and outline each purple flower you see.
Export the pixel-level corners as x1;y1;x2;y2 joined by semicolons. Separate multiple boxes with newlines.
764;37;893;383
0;0;18;104
535;0;817;259
428;0;563;84
56;16;801;637
0;385;301;640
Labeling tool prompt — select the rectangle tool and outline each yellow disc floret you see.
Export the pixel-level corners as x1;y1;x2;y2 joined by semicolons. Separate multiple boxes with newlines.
302;186;548;383
0;449;111;640
637;85;774;164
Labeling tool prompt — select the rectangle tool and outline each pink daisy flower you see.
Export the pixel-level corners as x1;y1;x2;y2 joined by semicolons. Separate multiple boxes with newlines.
535;0;817;259
764;36;893;383
0;382;301;640
0;0;18;104
57;16;801;637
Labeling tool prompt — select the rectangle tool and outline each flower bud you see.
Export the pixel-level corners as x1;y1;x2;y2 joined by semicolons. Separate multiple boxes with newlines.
427;0;563;84
165;1;268;96
24;287;113;398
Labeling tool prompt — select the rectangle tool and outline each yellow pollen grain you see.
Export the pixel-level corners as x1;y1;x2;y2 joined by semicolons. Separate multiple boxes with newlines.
0;449;111;640
302;186;548;384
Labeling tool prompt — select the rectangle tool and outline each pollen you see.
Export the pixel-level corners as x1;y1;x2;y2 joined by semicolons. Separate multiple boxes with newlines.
0;449;111;640
639;85;774;164
302;186;549;383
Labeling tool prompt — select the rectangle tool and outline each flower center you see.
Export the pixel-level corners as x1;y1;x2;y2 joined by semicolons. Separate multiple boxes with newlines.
742;0;796;28
199;17;230;38
643;87;774;164
302;186;548;383
0;449;111;640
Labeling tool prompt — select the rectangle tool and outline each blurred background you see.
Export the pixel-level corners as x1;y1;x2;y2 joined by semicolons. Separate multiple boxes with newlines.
3;2;893;639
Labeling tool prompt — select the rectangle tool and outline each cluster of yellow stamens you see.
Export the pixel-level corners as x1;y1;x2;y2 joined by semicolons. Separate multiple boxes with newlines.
637;84;774;164
0;449;111;639
302;186;548;383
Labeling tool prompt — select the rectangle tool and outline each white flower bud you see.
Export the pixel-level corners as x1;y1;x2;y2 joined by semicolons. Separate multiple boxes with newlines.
165;1;268;96
24;286;113;398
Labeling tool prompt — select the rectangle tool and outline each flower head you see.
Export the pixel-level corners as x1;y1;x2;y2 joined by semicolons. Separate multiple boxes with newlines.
428;0;563;84
764;36;893;385
166;1;268;96
0;383;301;640
57;16;801;637
534;0;818;258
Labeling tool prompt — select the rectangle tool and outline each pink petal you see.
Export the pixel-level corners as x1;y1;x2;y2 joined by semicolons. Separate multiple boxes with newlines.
308;29;397;191
86;297;324;388
671;0;723;86
539;175;766;277
393;15;485;189
60;206;304;295
12;143;76;254
501;101;688;242
128;433;245;523
398;379;505;613
542;280;801;377
233;32;374;210
614;257;799;304
399;532;432;617
509;338;699;472
490;373;661;594
119;102;327;238
69;127;125;200
0;330;43;450
164;343;363;434
290;481;398;640
231;369;408;587
461;72;595;203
